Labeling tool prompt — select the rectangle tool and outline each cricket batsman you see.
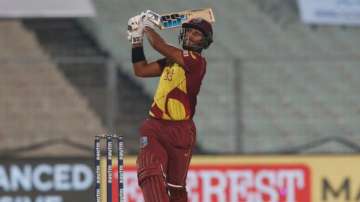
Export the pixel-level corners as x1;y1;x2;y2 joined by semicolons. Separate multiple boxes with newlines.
127;10;213;202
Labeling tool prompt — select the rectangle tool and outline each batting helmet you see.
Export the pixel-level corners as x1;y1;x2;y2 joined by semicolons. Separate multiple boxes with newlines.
179;17;213;51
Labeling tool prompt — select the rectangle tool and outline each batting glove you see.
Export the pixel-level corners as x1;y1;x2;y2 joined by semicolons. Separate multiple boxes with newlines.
143;10;160;29
127;15;144;44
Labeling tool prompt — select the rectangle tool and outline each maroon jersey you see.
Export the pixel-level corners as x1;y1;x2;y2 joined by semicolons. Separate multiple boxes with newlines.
149;50;206;120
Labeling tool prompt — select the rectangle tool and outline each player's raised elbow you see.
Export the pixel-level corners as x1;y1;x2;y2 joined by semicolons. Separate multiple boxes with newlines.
132;60;162;77
134;71;147;77
132;64;145;77
133;68;146;77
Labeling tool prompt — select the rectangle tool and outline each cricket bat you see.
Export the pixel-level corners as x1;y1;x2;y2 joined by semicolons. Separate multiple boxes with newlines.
147;8;215;30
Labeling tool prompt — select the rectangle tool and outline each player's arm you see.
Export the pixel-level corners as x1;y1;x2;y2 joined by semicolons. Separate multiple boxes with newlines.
128;14;163;78
132;44;163;77
144;27;185;67
132;61;162;77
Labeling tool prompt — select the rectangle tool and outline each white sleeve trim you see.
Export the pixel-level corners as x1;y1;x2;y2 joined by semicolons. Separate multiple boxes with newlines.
167;182;184;188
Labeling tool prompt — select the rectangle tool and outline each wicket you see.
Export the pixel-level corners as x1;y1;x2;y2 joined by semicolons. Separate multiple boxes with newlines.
95;135;124;202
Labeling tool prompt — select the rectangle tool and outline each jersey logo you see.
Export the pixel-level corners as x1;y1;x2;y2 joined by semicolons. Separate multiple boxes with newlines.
140;136;148;148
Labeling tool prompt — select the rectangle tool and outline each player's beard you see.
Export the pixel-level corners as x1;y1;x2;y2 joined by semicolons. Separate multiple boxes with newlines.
181;33;203;53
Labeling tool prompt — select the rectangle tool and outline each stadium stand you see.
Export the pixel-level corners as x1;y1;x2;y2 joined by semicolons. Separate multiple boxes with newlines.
77;0;360;153
22;18;153;153
0;20;105;157
78;0;242;153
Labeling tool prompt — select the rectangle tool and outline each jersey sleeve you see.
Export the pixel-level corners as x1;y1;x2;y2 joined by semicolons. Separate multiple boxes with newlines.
181;50;203;72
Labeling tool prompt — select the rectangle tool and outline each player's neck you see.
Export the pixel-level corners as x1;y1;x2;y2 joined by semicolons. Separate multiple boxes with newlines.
184;47;202;54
